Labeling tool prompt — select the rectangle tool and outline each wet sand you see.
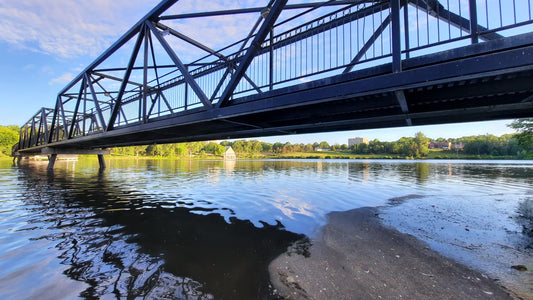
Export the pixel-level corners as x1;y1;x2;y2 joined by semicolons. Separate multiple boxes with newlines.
269;207;515;299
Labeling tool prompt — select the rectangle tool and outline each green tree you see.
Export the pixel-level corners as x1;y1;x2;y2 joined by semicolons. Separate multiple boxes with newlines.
250;140;263;154
413;132;429;157
174;143;188;156
187;142;206;156
262;143;272;152
272;142;284;153
509;118;533;149
6;125;20;133
0;126;19;156
204;142;226;156
232;140;247;153
319;141;330;149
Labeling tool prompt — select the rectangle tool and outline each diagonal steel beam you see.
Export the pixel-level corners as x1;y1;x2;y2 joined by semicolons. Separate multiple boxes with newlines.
92;71;147;87
59;97;69;139
146;20;212;109
91;77;118;106
155;22;226;60
210;9;266;101
85;73;107;131
69;77;86;138
36;108;44;145
394;90;412;126
48;97;60;144
159;92;174;114
42;108;50;144
108;25;146;130
147;93;158;117
156;22;263;94
217;0;288;108
343;15;391;74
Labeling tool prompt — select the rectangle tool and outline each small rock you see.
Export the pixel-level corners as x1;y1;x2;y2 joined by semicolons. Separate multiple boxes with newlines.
511;265;528;271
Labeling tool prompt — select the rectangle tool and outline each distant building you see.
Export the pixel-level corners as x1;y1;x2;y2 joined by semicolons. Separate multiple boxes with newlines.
428;142;452;149
453;142;464;150
223;146;236;160
348;137;369;146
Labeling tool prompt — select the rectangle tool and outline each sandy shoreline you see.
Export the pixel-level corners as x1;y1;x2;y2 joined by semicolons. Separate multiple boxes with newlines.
269;207;520;299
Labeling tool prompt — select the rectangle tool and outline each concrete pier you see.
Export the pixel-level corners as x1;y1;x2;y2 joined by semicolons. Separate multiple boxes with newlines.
14;147;110;170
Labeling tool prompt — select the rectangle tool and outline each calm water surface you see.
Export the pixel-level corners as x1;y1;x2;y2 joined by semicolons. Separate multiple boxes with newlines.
0;158;531;299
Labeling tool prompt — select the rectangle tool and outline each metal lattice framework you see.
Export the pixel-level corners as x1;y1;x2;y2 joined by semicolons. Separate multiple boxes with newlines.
15;0;533;152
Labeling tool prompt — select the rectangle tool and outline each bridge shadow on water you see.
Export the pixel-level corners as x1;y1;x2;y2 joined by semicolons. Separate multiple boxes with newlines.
17;162;304;299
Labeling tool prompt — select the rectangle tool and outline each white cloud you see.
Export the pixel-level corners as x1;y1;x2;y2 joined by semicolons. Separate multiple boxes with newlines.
49;72;75;85
0;0;273;63
0;0;159;58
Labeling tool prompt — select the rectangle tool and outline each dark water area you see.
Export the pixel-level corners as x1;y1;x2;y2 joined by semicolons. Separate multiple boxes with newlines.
0;158;531;299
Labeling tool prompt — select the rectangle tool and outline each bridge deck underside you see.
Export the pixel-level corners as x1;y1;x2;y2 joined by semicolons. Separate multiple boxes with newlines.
19;37;533;152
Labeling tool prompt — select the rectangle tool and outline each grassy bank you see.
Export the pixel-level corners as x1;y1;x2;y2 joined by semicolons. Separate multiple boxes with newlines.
6;150;532;161
266;150;532;160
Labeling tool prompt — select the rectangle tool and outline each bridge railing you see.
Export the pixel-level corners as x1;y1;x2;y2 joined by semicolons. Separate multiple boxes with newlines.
16;0;533;151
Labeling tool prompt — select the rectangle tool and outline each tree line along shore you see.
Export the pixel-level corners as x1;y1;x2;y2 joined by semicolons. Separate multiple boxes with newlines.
1;119;532;160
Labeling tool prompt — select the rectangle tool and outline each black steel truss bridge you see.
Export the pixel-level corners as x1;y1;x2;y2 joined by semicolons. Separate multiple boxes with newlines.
14;0;533;167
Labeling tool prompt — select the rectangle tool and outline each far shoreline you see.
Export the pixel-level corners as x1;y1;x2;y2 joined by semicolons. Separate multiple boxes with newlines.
4;151;529;161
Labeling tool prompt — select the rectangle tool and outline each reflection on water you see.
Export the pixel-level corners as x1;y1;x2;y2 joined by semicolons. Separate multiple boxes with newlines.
0;158;531;299
1;161;303;299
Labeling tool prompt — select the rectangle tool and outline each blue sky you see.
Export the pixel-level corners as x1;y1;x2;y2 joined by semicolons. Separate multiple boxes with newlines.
0;0;518;145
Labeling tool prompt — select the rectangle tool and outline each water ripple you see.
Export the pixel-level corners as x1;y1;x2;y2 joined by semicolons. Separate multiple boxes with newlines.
0;159;531;299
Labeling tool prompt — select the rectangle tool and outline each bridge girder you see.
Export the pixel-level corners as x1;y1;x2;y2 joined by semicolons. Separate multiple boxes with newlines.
16;0;533;152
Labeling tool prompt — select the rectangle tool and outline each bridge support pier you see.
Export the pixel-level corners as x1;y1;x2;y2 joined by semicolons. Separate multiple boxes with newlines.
97;154;106;170
15;147;111;170
47;154;58;170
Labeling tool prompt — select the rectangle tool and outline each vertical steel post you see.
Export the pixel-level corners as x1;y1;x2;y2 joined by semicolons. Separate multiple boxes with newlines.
29;117;36;148
403;0;410;59
17;127;23;150
143;27;149;123
269;29;274;91
391;0;402;72
469;0;479;44
82;81;87;135
184;66;189;111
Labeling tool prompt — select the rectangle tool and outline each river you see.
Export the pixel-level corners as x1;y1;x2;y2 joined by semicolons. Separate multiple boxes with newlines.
0;158;531;299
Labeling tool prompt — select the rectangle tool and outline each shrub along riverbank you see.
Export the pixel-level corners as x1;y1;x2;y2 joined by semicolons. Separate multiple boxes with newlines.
2;120;532;160
105;131;531;160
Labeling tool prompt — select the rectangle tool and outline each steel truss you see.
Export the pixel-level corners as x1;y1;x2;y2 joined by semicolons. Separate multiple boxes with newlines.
17;0;533;151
